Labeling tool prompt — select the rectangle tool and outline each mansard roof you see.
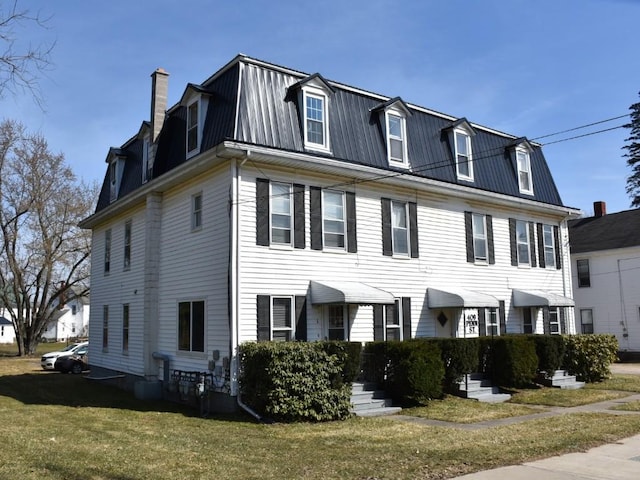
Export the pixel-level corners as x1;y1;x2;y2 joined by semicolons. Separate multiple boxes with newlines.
93;54;566;213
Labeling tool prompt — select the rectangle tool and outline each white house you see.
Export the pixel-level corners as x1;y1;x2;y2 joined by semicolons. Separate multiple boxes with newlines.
569;201;640;355
41;290;90;342
0;313;16;344
80;55;580;409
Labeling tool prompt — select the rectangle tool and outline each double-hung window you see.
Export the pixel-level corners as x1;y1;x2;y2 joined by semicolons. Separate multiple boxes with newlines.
123;221;132;270
104;229;111;274
386;112;407;166
304;92;328;150
577;259;590;287
271;182;292;245
391;201;409;255
385;303;401;340
472;214;487;262
178;300;205;352
548;307;560;334
323;190;346;249
455;130;473;180
486;308;499;336
580;309;594;334
272;297;293;341
542;224;556;267
192;193;203;230
328;305;346;340
187;100;199;154
102;305;109;350
517;149;533;194
516;220;530;265
122;304;129;353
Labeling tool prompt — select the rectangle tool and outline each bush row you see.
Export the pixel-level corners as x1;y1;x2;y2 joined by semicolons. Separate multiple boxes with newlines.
239;334;617;422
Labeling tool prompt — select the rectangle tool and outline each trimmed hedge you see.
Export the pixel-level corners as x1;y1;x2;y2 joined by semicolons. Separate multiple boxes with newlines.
239;342;352;422
319;341;362;384
479;336;538;387
432;338;480;390
563;334;618;382
530;334;566;377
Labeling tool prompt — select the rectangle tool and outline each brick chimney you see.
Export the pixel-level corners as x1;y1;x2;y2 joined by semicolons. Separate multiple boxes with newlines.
594;201;607;218
150;68;169;143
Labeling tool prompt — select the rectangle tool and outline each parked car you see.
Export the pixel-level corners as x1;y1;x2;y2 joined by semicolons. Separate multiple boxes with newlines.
40;341;88;370
54;349;89;374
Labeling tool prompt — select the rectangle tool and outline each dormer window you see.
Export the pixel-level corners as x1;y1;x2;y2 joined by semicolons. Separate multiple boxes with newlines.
517;148;533;194
109;161;117;201
386;110;408;166
289;73;334;153
187;100;199;154
455;129;473;181
107;148;126;203
142;136;151;183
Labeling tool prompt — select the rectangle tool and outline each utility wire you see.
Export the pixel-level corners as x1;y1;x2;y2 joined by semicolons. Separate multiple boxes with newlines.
531;114;629;141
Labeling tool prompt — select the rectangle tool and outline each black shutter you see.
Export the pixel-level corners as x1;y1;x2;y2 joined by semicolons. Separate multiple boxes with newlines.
295;295;307;341
559;307;566;334
257;295;271;341
478;309;486;337
346;191;357;253
381;198;392;256
373;305;384;341
509;218;517;266
409;202;419;258
528;222;537;267
499;300;506;335
402;297;411;340
256;179;270;246
465;211;474;263
310;186;322;250
537;223;545;268
293;184;305;249
486;214;495;265
543;307;550;335
554;225;562;269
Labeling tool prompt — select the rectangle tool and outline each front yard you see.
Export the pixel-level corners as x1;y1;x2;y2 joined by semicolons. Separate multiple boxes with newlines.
1;348;640;479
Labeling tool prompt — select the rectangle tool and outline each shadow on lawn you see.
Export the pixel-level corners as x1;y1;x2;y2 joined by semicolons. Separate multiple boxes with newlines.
0;370;248;421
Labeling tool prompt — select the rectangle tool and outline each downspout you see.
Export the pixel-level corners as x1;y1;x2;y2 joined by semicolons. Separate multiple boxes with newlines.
230;154;265;422
617;259;630;350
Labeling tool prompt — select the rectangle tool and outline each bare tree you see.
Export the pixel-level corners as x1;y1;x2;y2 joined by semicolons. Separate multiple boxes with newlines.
0;119;96;355
0;0;54;105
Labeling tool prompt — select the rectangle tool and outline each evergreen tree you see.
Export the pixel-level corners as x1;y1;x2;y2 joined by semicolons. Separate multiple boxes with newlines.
624;92;640;208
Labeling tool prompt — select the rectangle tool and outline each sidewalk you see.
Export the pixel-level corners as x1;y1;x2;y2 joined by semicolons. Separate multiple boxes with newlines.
453;433;640;479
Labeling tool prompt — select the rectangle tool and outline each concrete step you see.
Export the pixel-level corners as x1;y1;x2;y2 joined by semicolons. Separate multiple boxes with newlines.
469;392;512;403
538;371;585;390
356;406;403;417
350;382;400;417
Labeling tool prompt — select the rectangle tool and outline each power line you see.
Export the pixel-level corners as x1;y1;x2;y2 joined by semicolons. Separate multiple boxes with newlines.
542;125;626;146
531;114;629;141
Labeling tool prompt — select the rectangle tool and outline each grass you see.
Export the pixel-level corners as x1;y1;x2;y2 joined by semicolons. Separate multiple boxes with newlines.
611;401;640;412
509;387;631;407
1;352;640;479
403;395;540;423
585;374;640;393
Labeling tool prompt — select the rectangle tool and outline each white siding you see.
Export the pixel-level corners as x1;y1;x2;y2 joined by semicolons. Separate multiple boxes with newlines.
572;246;640;351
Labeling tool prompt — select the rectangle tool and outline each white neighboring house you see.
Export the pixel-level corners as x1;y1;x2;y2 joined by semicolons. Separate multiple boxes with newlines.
80;55;580;409
569;201;640;354
0;312;16;344
41;290;90;342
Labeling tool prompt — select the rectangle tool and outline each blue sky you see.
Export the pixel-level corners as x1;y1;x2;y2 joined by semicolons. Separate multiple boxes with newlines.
3;0;639;215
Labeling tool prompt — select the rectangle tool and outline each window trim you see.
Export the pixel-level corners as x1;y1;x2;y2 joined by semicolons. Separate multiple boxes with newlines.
391;200;410;256
178;299;206;353
385;301;403;341
548;307;561;335
516;148;534;195
485;307;499;336
191;192;203;231
385;109;408;167
577;259;591;288
186;99;200;156
472;213;488;263
104;229;111;275
327;304;347;341
270;182;293;246
454;129;474;181
142;136;151;183
580;308;594;334
303;87;330;152
322;189;346;250
542;224;556;268
515;220;531;266
271;296;294;341
123;221;132;271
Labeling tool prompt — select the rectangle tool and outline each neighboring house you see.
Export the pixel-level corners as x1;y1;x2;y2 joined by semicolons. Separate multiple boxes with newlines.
0;314;16;344
79;55;580;408
41;289;91;342
569;201;640;354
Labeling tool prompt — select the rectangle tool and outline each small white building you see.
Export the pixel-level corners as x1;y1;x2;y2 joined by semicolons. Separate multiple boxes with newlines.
41;291;90;342
569;201;640;354
0;313;16;344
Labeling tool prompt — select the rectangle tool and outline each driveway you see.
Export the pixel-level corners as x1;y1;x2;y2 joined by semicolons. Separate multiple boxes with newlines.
611;362;640;375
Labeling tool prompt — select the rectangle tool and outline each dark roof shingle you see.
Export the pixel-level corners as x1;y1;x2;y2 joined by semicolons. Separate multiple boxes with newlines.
568;208;640;253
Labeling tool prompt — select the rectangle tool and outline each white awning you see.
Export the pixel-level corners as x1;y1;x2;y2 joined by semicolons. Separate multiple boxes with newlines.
427;287;500;308
310;280;395;305
512;289;575;307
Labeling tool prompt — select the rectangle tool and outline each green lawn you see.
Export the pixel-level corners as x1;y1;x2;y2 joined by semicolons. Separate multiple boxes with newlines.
585;374;640;393
509;387;631;407
1;354;640;479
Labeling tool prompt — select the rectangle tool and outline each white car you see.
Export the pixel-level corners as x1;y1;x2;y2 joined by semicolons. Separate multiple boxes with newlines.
40;342;89;370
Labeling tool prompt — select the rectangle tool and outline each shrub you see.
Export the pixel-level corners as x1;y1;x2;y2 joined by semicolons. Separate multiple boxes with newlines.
530;334;566;376
486;336;538;387
563;334;618;382
239;342;352;422
319;341;362;384
385;340;444;406
433;338;480;390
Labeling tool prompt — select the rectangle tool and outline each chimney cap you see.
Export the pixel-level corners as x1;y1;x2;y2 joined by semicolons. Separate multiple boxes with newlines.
152;67;169;76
